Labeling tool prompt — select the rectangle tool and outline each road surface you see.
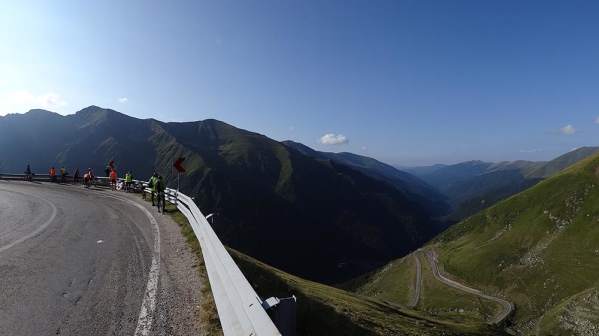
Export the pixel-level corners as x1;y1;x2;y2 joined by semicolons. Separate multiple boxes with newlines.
425;250;514;324
407;254;421;308
0;181;206;336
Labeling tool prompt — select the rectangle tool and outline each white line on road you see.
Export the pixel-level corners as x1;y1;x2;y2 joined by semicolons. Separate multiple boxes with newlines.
0;191;58;255
98;193;161;336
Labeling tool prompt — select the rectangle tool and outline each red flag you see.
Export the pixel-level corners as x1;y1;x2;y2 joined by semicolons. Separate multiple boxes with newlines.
174;157;186;173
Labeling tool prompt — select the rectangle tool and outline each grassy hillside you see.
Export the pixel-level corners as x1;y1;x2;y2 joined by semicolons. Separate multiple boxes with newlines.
231;249;504;335
436;153;599;334
163;193;500;335
353;252;504;327
526;146;599;178
355;153;599;335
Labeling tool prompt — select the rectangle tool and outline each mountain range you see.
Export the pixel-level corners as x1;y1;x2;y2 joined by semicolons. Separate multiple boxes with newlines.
0;106;444;283
403;147;599;221
4;106;599;334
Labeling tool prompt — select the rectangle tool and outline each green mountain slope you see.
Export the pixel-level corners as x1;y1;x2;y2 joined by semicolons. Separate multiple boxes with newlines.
404;149;599;221
0;106;443;283
231;249;505;335
282;140;450;217
526;146;599;178
357;153;599;335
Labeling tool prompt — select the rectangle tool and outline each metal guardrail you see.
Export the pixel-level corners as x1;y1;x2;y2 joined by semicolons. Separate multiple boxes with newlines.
104;177;286;335
1;173;287;336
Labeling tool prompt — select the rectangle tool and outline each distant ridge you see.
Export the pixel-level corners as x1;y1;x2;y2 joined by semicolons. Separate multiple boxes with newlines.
0;106;444;283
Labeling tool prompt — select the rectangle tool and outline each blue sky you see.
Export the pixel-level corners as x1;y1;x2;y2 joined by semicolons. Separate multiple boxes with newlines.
1;1;598;165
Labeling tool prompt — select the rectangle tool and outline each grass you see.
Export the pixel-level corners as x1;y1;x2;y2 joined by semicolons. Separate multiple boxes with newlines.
428;153;599;334
163;202;223;335
415;252;502;324
352;251;503;326
139;195;223;335
536;287;599;336
352;153;599;335
354;255;417;306
137;193;504;335
231;249;504;335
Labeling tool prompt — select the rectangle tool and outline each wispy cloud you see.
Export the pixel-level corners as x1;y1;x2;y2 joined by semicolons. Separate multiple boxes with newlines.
117;97;128;104
320;133;348;145
594;116;599;124
560;124;576;135
0;90;67;115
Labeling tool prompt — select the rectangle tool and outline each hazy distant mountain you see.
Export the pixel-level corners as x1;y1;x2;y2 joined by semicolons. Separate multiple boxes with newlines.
526;146;599;178
0;106;444;283
282;140;450;217
403;148;599;220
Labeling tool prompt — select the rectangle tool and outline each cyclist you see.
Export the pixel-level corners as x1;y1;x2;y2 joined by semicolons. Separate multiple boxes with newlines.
84;168;94;188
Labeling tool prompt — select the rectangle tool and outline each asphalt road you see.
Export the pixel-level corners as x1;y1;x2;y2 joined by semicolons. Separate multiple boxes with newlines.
407;253;422;308
425;250;514;324
0;181;205;336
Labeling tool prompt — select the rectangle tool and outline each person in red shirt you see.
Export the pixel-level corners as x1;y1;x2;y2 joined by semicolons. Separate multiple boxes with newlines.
109;169;118;191
49;167;57;182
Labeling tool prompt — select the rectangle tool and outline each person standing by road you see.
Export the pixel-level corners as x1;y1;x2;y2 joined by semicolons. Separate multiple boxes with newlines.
60;166;67;183
124;171;133;192
156;175;166;212
109;169;118;191
49;167;57;182
148;172;158;205
24;164;32;181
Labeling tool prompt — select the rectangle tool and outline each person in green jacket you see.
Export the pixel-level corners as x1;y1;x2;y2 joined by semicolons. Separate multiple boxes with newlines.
148;172;158;205
124;171;133;192
156;175;166;212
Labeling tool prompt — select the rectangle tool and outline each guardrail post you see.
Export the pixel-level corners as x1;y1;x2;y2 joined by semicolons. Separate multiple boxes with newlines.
262;296;297;336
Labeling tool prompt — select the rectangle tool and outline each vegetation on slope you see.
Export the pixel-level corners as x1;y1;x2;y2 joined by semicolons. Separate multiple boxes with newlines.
353;251;503;327
231;249;504;336
433;153;599;334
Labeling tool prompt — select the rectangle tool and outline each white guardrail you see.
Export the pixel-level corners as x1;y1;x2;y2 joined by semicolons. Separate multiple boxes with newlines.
100;177;285;336
0;173;286;336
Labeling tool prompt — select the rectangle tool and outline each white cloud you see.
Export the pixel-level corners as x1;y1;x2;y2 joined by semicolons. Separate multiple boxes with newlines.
0;90;67;115
117;97;128;103
320;133;348;145
560;124;576;135
519;148;543;153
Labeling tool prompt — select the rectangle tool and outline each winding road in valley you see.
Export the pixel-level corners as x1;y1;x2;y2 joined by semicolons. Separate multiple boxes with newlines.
0;181;205;336
425;250;514;324
407;253;422;308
